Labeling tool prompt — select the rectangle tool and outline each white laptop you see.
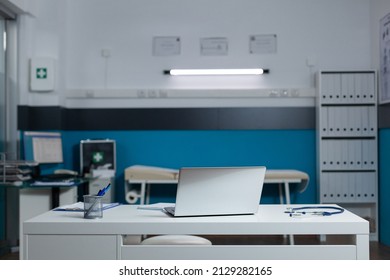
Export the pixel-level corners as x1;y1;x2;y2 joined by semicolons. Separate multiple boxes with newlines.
164;166;266;217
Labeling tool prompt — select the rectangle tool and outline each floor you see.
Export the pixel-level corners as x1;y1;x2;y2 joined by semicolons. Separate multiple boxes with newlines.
1;236;390;260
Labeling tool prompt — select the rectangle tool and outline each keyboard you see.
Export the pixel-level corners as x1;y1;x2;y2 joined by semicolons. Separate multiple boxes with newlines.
163;206;176;216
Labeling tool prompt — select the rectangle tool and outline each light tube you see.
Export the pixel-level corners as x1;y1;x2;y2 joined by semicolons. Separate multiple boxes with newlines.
164;68;269;76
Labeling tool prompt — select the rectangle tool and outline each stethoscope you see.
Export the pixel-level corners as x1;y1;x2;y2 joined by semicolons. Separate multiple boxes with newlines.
284;206;344;217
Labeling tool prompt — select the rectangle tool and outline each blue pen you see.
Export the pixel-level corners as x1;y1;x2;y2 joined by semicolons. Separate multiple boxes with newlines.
97;183;111;196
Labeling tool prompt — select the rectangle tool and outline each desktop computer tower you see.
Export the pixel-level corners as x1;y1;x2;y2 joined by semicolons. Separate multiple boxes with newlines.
80;139;116;203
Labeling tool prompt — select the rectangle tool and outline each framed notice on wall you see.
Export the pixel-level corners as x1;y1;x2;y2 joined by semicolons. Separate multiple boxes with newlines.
153;36;181;56
380;12;390;104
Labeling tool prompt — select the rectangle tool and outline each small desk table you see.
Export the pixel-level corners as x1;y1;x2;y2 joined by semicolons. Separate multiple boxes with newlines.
23;204;369;260
3;179;85;256
125;169;309;205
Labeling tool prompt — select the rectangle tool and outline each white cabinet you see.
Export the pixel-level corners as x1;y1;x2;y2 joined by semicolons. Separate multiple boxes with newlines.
316;71;378;240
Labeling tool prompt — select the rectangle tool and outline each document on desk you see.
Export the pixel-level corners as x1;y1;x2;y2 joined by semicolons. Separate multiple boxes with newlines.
53;202;120;212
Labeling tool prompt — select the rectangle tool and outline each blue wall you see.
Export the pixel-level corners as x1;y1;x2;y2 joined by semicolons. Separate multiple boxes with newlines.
0;129;315;241
379;129;390;246
1;129;317;242
2;128;389;245
60;129;317;205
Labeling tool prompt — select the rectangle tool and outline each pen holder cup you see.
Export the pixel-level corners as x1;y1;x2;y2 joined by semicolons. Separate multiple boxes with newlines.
83;195;103;219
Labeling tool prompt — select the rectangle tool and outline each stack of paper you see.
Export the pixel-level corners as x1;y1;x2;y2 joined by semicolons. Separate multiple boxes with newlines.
53;202;120;212
0;159;37;184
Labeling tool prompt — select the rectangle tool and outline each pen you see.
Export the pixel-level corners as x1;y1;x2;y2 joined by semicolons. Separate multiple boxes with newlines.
97;183;111;196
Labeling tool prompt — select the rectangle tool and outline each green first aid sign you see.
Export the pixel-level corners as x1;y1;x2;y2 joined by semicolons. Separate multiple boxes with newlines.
92;152;104;163
30;58;55;91
36;68;47;79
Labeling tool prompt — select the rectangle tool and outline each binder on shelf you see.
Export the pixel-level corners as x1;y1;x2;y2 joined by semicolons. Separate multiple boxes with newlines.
330;173;337;202
334;140;342;169
339;107;346;137
356;106;362;137
360;107;367;137
321;74;330;101
358;172;364;201
350;172;358;202
348;74;356;103
356;140;363;169
332;140;339;169
341;73;349;103
368;106;376;136
368;73;376;103
340;142;346;169
332;172;341;203
355;73;364;103
320;141;328;170
367;172;377;202
341;172;349;202
362;172;373;202
320;107;329;137
369;140;377;168
341;173;349;202
321;172;329;202
359;172;367;202
333;107;341;136
333;73;342;103
348;107;356;137
364;73;372;103
328;107;335;136
348;140;356;170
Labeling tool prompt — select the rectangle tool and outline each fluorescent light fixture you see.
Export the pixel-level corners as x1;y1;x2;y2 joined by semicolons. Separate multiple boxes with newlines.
164;68;269;76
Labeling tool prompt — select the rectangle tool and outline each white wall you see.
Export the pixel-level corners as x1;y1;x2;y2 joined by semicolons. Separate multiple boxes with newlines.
17;0;373;108
370;0;390;101
17;0;66;106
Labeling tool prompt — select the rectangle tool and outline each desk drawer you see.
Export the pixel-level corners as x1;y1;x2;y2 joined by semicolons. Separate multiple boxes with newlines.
120;244;358;260
25;234;117;260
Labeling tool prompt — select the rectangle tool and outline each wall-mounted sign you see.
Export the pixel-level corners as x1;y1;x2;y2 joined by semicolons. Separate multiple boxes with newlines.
200;37;228;56
30;57;55;92
249;34;277;54
153;36;181;56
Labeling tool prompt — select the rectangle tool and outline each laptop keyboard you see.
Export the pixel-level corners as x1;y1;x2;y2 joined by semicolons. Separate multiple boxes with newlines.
164;206;175;216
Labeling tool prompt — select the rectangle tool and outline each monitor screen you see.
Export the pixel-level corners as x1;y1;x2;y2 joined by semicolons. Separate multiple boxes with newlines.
23;131;63;164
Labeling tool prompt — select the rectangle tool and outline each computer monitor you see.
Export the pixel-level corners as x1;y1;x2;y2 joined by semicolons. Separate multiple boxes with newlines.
23;131;63;164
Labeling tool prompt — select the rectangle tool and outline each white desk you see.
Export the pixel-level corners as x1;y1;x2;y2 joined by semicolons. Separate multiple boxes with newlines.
125;169;309;205
4;183;78;257
22;204;369;260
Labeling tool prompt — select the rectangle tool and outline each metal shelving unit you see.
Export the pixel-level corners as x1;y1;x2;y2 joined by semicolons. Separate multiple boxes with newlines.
316;70;378;240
